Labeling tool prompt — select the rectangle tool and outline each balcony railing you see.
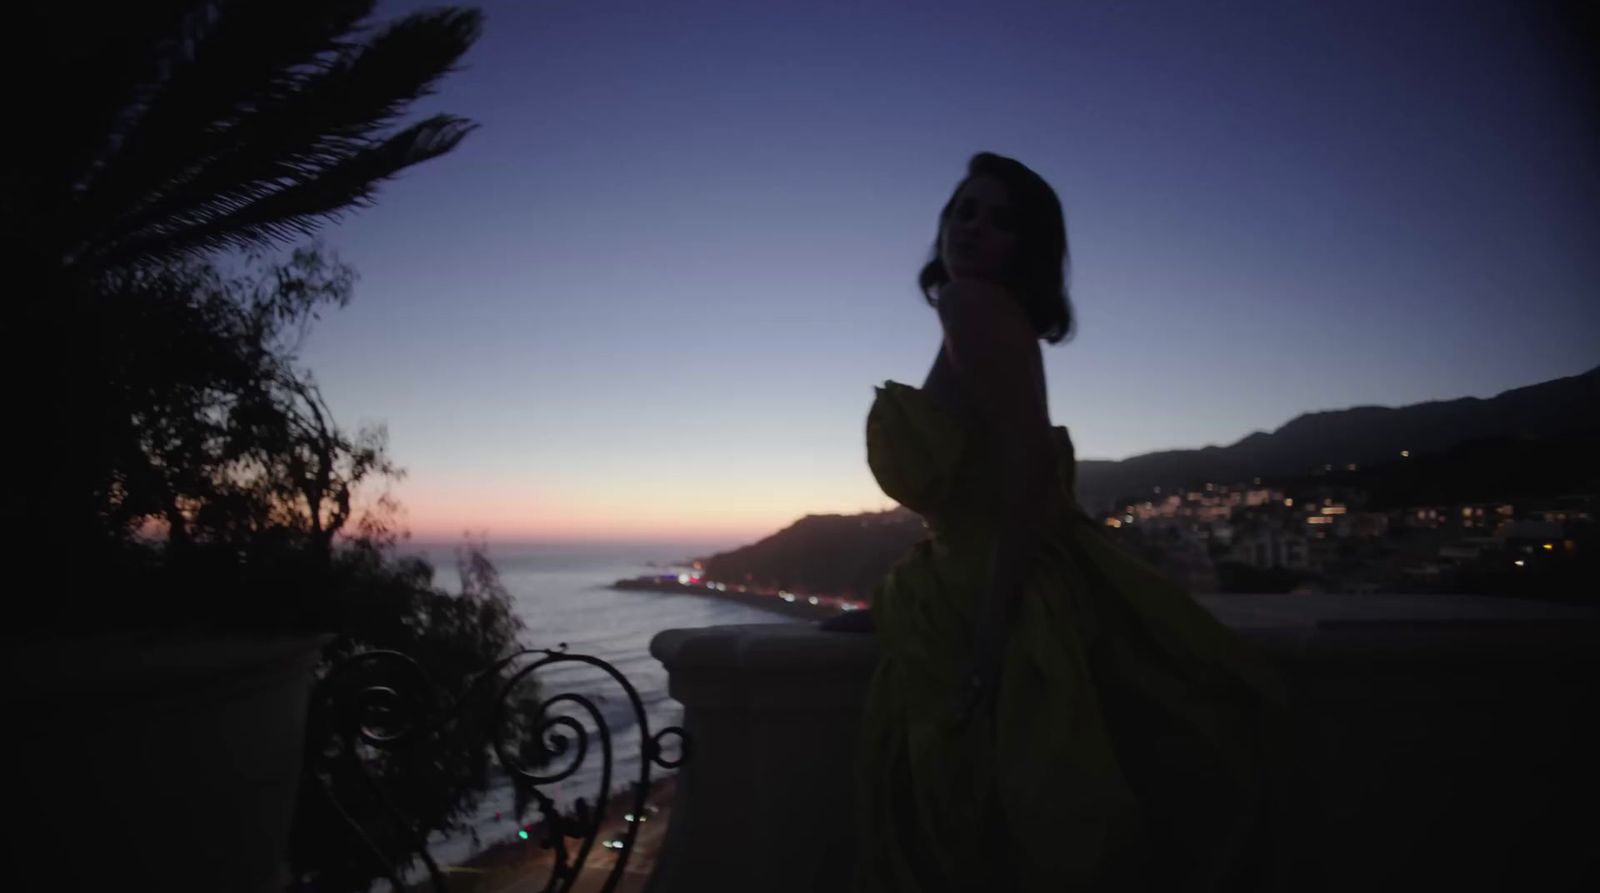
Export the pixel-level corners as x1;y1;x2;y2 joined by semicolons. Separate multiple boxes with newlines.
309;645;687;893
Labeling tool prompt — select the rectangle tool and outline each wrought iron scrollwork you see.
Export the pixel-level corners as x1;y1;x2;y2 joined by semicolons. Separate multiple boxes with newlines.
305;645;688;892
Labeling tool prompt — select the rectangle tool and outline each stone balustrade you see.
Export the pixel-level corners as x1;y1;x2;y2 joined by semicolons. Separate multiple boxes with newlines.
646;593;1600;892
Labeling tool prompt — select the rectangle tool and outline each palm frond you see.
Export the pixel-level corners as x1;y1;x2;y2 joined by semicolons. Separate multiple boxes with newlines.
99;115;477;268
64;0;377;257
80;7;484;265
7;1;200;246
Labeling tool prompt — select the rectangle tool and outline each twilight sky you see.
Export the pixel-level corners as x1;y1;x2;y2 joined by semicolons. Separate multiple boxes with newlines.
298;0;1599;546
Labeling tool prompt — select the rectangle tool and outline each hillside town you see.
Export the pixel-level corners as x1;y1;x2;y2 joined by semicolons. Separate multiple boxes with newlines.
1097;471;1594;599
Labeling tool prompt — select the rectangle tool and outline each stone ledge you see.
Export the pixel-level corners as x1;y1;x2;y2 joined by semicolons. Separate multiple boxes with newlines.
647;594;1600;893
651;622;879;674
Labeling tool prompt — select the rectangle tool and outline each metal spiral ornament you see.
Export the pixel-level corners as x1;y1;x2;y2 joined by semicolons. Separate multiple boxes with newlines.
305;645;688;892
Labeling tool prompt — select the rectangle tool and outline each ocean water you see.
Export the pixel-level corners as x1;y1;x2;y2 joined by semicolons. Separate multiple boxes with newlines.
388;541;804;870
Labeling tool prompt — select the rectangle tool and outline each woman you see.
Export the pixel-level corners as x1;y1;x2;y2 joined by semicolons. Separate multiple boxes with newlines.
821;152;1289;891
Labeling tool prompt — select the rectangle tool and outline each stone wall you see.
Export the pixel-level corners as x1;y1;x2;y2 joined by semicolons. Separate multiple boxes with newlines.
646;594;1600;892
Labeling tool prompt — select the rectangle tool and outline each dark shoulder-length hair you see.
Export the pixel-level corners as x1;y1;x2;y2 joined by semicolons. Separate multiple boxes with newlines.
917;151;1074;344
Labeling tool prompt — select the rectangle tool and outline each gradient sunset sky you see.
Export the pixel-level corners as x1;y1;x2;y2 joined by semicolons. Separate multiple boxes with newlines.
298;0;1598;547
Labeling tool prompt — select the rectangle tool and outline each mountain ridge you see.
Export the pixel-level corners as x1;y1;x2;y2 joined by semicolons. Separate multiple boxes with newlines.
1075;364;1599;510
697;365;1599;589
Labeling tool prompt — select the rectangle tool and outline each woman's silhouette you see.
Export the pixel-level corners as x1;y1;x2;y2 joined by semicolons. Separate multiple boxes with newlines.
822;152;1289;891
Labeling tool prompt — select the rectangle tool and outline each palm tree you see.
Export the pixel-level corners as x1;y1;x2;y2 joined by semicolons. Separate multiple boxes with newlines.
10;0;482;276
3;0;485;609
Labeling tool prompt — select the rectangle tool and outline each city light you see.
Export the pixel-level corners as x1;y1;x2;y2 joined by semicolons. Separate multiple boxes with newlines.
677;573;690;585
1401;449;1410;458
612;471;1581;618
519;830;529;840
963;446;1581;593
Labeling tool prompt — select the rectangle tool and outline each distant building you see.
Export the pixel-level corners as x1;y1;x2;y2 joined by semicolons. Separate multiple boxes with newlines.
1210;520;1236;548
1231;525;1311;571
1496;519;1564;542
1404;506;1449;529
1345;511;1390;539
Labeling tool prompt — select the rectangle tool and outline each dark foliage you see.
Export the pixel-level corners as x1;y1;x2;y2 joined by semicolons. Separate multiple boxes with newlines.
292;538;546;892
2;5;536;887
14;246;409;633
5;0;486;635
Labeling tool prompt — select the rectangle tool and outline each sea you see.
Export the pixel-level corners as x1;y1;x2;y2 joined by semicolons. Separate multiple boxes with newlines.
386;540;804;871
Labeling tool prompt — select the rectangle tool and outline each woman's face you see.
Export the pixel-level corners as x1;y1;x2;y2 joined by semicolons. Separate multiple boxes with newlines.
939;174;1020;284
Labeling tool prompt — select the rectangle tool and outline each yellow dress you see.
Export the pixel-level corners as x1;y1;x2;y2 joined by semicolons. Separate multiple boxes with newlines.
854;380;1289;891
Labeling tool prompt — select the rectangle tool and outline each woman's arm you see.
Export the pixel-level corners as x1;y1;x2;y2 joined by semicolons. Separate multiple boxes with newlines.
935;280;1054;719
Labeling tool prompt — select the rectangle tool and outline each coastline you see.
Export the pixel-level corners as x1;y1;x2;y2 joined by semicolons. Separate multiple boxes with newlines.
612;576;863;621
397;574;857;887
414;776;679;893
388;571;864;889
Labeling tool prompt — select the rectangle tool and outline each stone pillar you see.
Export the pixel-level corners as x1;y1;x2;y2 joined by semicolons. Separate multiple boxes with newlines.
646;623;879;893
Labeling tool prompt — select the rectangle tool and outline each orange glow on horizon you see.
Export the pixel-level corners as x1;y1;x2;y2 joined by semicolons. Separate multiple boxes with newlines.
395;491;895;545
380;464;894;546
402;516;797;545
